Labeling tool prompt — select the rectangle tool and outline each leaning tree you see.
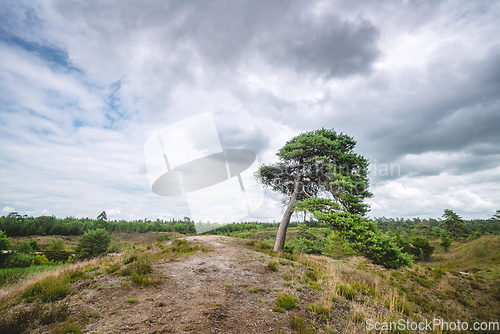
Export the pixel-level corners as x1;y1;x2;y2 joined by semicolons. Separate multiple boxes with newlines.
258;128;373;251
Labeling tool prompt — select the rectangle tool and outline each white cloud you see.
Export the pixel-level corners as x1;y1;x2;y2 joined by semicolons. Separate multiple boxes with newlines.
2;207;15;213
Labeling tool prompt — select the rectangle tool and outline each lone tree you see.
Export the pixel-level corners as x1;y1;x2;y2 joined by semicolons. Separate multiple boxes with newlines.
441;209;468;239
258;129;373;251
75;228;111;258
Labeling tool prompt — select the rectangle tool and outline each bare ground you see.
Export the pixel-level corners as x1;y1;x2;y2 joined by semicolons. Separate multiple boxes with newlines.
27;235;340;334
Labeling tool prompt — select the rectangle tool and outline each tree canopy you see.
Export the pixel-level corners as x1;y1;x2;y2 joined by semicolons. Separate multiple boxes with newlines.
258;128;373;251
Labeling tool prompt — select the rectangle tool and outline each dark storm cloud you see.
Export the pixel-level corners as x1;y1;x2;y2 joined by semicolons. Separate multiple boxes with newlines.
53;0;380;78
357;44;500;167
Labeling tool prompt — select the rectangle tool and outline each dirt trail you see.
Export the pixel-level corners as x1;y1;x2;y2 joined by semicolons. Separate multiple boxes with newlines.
65;235;303;334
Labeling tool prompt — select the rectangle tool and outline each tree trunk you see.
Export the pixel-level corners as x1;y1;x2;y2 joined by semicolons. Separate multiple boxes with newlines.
274;176;300;251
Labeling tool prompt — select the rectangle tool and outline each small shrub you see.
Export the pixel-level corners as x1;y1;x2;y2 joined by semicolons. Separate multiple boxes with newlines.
267;260;278;271
22;277;71;303
47;238;66;251
120;260;152;276
127;298;138;303
289;313;316;333
53;322;81;334
157;234;170;242
309;303;330;321
40;304;69;325
274;293;297;312
249;288;259;293
6;253;35;268
63;269;87;284
258;241;273;250
0;304;40;333
105;262;121;274
305;270;318;282
130;273;160;287
336;284;356;300
281;273;293;281
123;254;138;265
75;228;111;259
351;282;376;297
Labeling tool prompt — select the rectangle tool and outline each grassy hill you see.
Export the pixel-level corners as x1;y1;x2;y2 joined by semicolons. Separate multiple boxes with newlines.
0;232;498;333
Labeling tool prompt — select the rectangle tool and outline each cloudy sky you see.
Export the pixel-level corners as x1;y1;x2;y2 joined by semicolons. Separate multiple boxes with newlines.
1;0;499;223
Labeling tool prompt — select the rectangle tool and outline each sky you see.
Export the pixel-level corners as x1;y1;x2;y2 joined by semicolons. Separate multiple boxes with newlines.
1;0;499;223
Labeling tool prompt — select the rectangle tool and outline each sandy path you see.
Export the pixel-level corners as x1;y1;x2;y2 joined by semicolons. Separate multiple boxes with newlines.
71;235;295;334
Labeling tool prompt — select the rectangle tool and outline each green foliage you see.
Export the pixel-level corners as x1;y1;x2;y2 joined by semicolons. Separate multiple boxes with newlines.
274;293;297;312
75;228;111;258
130;272;160;287
0;212;197;238
259;129;373;216
16;240;34;254
123;254;138;265
0;264;66;286
53;322;81;334
105;262;121;274
286;225;330;255
301;201;412;269
441;209;468;239
108;237;123;253
157;234;170;242
22;276;71;303
0;230;12;251
289;313;316;333
327;231;355;259
63;269;88;284
126;298;137;303
5;252;35;268
120;260;152;277
47;238;66;251
267;260;278;271
439;231;451;252
336;284;356;300
409;236;434;261
309;303;331;321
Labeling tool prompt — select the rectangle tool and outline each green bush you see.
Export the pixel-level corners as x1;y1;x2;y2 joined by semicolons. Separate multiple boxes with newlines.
47;238;66;251
410;236;434;261
63;269;87;284
105;262;121;274
53;322;81;334
267;260;278;271
336;284;356;300
309;208;413;269
74;228;111;259
274;293;297;312
22;277;71;303
305;270;318;282
123;254;138;265
5;253;35;268
131;272;161;287
120;260;152;277
157;234;170;242
0;304;40;334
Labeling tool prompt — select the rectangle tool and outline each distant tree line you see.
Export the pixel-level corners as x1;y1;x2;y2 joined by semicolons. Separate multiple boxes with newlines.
0;211;196;237
373;209;500;239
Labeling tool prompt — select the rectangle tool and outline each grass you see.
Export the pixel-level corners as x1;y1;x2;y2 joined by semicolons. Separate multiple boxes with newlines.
289;313;316;334
0;264;67;287
126;298;138;303
267;260;278;271
130;272;161;287
273;293;297;312
21;276;72;303
53;322;81;334
0;303;70;333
